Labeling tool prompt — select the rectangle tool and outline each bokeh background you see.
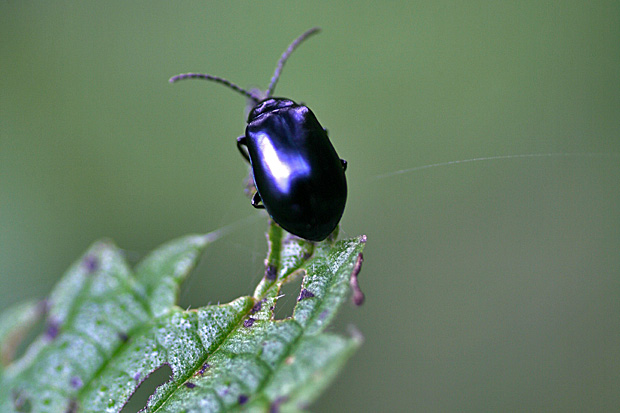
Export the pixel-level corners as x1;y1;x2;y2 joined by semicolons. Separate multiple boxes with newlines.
2;1;619;411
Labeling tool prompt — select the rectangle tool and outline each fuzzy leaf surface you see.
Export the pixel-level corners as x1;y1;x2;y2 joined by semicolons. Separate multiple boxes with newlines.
0;229;366;412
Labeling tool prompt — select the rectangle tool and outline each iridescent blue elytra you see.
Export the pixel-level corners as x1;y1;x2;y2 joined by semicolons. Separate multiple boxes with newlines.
170;28;347;241
242;98;346;241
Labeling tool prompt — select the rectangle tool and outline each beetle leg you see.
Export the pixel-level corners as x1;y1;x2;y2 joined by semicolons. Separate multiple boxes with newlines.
251;191;265;209
236;136;250;163
340;159;347;171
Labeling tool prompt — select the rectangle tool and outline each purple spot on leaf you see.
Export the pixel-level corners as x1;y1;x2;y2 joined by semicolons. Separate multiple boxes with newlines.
117;332;129;342
37;299;50;316
45;319;60;340
198;362;210;375
270;396;288;413
70;376;82;389
239;394;249;404
297;288;315;301
250;299;265;314
82;255;99;273
265;264;277;280
184;382;196;389
319;310;329;321
243;317;255;328
133;372;141;382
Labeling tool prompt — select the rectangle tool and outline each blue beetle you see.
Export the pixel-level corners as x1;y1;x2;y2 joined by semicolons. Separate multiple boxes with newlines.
170;28;347;241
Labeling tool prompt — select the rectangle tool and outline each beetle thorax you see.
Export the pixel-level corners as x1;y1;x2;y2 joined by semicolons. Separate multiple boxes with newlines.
247;98;297;123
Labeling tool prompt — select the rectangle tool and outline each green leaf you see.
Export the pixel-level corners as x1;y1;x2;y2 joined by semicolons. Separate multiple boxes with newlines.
0;228;366;412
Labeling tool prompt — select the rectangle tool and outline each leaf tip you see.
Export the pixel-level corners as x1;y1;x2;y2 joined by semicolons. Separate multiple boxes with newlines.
347;325;365;346
192;233;218;248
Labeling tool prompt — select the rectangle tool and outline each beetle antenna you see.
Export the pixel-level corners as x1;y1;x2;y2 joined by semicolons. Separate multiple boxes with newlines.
265;27;321;98
169;73;260;103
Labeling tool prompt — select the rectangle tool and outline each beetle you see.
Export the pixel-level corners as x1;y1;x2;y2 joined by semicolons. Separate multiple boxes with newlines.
169;28;347;241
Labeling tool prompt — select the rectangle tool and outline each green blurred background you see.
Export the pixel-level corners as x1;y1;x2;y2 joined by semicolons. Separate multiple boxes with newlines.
2;1;619;411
